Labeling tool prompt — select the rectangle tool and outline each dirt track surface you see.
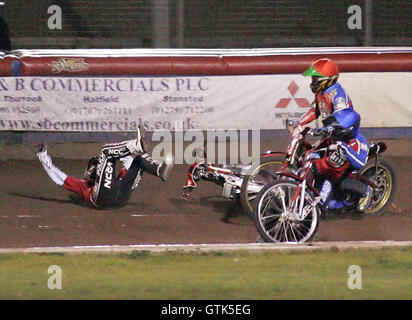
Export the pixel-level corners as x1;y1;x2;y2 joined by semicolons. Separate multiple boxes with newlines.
0;154;411;249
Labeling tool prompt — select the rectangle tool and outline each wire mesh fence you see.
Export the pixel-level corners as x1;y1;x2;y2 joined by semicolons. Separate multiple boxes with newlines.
0;0;411;49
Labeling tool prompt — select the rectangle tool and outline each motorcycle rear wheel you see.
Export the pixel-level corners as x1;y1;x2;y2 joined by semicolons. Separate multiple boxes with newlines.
359;159;396;215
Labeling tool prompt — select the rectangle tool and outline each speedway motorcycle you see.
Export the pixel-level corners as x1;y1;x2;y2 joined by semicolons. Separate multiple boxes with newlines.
182;148;253;214
180;143;289;218
252;123;396;243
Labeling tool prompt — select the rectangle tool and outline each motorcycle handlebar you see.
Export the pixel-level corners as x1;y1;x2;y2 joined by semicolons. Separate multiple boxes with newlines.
301;127;311;135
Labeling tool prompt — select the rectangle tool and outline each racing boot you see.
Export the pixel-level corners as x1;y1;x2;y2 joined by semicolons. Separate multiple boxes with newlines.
126;125;146;155
36;143;50;166
140;153;173;181
158;153;174;181
36;142;47;154
102;126;145;158
357;185;373;212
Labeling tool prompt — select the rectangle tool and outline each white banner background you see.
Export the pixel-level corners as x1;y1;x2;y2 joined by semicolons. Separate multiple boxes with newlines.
339;73;412;127
0;73;410;131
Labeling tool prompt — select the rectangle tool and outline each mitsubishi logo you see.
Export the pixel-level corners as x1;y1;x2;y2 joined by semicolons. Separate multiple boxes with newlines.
275;81;310;108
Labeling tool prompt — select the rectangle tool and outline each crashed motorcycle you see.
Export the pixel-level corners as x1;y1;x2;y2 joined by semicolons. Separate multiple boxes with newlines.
253;124;396;243
182;148;253;218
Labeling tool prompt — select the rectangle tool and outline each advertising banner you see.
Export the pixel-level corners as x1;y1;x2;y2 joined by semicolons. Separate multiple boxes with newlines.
0;73;410;131
339;73;412;127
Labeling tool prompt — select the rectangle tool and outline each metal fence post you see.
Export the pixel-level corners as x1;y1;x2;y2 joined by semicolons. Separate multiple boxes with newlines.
152;0;170;48
364;0;373;46
176;0;184;48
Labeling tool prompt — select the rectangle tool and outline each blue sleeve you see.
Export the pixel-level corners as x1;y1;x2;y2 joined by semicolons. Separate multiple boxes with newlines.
339;139;369;170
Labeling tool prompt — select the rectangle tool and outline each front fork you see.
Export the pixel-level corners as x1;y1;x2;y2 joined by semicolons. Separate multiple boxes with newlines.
297;179;307;220
288;162;317;221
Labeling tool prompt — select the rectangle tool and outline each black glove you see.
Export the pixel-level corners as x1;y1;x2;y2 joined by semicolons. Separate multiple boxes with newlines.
329;145;346;167
311;127;329;137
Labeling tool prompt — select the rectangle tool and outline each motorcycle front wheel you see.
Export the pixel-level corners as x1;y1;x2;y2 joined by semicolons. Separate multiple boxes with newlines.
253;181;320;243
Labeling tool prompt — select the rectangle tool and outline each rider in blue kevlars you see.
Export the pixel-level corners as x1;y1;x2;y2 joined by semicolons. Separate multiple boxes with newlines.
292;58;372;212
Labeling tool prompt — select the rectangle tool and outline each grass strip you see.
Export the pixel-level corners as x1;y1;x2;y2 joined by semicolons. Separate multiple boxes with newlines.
0;246;411;299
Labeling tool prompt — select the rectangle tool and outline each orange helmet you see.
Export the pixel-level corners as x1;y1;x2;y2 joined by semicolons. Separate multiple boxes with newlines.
302;58;340;93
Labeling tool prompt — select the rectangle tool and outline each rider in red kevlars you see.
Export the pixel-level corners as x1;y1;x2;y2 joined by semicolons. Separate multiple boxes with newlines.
36;126;173;209
292;58;372;212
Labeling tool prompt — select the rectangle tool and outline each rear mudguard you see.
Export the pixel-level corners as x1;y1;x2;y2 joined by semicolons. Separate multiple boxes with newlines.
367;141;387;160
261;151;287;158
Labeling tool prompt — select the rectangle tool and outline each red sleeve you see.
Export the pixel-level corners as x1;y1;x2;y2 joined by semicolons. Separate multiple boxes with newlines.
317;92;334;114
298;107;318;126
63;176;93;204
